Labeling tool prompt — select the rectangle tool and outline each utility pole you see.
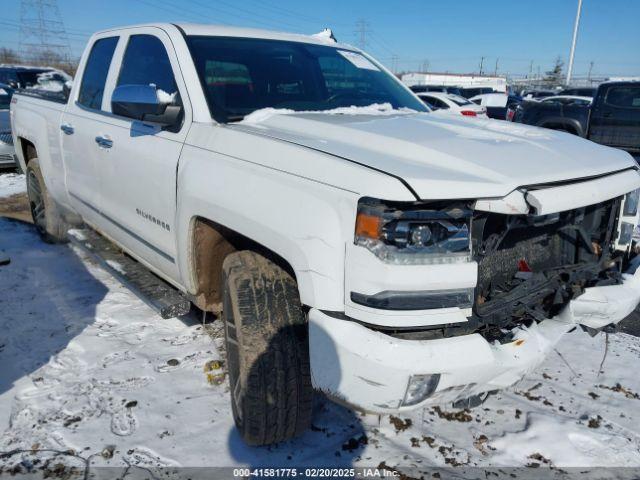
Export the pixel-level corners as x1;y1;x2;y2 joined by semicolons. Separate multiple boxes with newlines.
494;58;499;75
566;0;583;85
587;60;594;83
391;55;399;74
528;60;533;78
20;0;72;67
479;56;485;75
354;19;369;50
421;59;429;73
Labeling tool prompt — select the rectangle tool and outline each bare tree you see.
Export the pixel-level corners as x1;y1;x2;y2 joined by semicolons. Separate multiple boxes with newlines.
543;56;564;87
0;47;21;65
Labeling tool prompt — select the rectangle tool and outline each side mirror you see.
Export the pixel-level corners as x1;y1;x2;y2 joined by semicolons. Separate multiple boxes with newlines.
111;84;181;127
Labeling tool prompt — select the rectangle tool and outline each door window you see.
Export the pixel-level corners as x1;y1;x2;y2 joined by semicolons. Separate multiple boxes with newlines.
117;34;180;104
605;87;640;109
77;37;119;110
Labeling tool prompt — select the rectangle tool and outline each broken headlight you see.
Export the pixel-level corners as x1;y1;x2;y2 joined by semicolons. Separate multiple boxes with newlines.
354;198;472;264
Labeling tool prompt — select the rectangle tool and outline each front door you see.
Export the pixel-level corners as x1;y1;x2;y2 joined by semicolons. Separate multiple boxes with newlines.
94;28;192;281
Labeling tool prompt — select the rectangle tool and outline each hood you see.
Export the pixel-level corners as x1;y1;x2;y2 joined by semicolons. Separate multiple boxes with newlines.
231;112;637;200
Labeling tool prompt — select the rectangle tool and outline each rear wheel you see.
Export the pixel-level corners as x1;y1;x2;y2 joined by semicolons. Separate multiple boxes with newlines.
26;158;69;243
222;250;313;445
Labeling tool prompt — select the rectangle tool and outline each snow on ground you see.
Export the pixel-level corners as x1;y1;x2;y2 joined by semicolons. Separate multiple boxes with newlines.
1;217;640;477
0;173;26;199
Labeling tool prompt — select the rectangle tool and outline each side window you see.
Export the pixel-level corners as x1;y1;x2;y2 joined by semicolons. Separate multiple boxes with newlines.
605;87;640;109
78;37;118;110
117;34;180;103
432;98;449;109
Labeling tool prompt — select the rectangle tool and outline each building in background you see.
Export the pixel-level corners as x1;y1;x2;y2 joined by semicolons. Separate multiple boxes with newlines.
401;72;508;93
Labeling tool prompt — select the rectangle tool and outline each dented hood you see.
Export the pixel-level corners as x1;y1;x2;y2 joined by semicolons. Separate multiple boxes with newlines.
233;112;638;200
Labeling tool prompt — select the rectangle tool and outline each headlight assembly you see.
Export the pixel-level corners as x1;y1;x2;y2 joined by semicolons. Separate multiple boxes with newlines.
354;198;472;264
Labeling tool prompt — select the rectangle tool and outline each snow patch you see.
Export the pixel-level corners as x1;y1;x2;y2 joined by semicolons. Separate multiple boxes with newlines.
156;88;177;104
240;103;417;125
0;173;26;198
491;412;640;467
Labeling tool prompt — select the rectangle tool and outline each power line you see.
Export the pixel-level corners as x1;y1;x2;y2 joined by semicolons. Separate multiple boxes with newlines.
354;19;369;50
19;0;73;66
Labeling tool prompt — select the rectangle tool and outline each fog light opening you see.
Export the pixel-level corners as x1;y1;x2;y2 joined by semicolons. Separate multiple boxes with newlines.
402;373;441;407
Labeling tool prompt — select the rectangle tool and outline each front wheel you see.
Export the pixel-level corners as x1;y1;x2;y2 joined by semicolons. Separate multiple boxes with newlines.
222;251;313;445
26;158;69;243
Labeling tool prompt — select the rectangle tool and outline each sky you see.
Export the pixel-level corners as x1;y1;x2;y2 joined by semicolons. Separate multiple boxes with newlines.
1;0;639;78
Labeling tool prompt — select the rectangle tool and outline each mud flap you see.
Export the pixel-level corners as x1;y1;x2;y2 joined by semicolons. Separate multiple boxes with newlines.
558;269;640;330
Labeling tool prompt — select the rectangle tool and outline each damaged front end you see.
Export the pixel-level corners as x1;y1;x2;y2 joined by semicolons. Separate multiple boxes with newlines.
472;196;624;340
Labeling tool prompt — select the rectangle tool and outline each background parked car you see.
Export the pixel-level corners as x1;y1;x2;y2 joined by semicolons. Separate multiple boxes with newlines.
514;81;640;155
409;85;463;96
520;89;557;100
0;83;15;169
459;86;497;98
469;92;521;120
0;65;71;96
538;95;593;106
558;87;596;97
417;91;487;117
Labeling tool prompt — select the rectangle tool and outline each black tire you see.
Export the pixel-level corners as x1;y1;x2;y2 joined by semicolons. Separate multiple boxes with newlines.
26;158;69;243
222;250;313;445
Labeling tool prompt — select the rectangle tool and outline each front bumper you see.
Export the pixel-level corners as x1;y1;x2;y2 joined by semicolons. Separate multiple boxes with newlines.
309;269;640;413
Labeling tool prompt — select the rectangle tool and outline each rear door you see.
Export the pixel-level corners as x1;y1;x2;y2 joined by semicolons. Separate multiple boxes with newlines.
62;35;120;229
93;27;192;281
588;84;640;152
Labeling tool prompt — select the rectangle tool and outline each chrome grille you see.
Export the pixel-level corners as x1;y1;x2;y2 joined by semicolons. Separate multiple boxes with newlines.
0;132;13;145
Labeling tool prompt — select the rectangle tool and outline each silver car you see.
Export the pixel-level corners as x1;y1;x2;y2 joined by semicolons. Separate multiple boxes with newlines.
0;83;16;169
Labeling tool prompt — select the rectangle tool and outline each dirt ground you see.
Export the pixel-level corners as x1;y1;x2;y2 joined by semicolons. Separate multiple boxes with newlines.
0;192;30;223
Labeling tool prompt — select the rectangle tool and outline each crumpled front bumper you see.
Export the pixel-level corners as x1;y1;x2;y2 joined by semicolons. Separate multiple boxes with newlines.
309;269;640;413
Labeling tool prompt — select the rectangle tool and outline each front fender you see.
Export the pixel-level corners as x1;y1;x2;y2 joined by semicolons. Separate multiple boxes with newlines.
174;124;415;310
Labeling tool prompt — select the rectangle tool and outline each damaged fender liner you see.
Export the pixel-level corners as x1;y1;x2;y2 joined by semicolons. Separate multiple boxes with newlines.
327;196;626;343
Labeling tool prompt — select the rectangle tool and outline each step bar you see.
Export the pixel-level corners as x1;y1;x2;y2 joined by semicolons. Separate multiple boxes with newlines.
68;228;191;319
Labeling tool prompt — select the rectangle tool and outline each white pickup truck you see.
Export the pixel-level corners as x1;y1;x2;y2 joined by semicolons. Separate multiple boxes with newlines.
10;23;640;446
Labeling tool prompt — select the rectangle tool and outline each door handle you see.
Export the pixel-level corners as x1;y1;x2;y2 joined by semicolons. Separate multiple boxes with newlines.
60;123;74;135
95;135;113;149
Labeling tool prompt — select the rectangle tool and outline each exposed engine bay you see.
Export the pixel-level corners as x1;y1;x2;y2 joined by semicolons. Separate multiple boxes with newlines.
372;195;629;342
471;196;624;340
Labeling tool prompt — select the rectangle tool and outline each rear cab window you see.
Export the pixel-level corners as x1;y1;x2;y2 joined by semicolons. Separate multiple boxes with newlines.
77;37;119;110
605;86;640;109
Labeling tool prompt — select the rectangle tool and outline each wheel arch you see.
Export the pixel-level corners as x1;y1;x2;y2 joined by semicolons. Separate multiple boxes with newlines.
537;117;583;136
186;216;305;312
16;137;37;171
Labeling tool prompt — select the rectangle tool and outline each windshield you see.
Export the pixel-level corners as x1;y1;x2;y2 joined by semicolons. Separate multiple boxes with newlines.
187;36;427;122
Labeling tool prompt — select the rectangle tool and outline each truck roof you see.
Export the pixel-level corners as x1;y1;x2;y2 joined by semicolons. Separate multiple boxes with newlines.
95;22;357;51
